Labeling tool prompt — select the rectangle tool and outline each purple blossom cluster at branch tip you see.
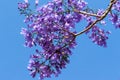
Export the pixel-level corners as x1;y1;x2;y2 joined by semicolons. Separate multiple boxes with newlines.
86;24;110;47
109;13;120;28
112;0;120;12
110;0;120;28
18;0;120;80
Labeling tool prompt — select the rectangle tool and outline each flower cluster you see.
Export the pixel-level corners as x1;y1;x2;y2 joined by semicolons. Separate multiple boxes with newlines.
86;25;110;47
112;0;120;12
19;0;87;80
18;0;120;80
110;0;120;28
109;13;120;28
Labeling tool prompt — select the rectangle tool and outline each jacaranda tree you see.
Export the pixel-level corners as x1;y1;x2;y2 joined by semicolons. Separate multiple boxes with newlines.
18;0;120;80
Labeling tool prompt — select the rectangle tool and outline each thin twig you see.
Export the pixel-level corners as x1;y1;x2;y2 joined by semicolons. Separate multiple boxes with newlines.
74;9;101;18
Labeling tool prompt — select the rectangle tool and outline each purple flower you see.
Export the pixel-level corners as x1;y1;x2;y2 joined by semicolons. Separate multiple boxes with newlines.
30;70;37;78
35;0;39;6
88;26;110;47
116;22;120;28
109;13;120;28
70;0;87;10
20;28;34;47
97;9;104;16
110;13;118;24
24;0;28;3
18;2;28;9
112;0;120;12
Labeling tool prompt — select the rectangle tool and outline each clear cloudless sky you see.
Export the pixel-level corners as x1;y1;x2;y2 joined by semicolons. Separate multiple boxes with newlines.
0;0;120;80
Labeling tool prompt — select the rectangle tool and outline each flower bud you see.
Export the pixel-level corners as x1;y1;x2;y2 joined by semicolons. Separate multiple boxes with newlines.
35;0;39;6
24;0;28;3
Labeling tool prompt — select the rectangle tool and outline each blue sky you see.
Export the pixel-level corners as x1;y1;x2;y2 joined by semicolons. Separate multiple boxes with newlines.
0;0;120;80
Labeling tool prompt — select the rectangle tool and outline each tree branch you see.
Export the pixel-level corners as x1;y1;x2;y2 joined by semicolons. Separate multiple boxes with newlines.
38;0;117;67
75;0;116;36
